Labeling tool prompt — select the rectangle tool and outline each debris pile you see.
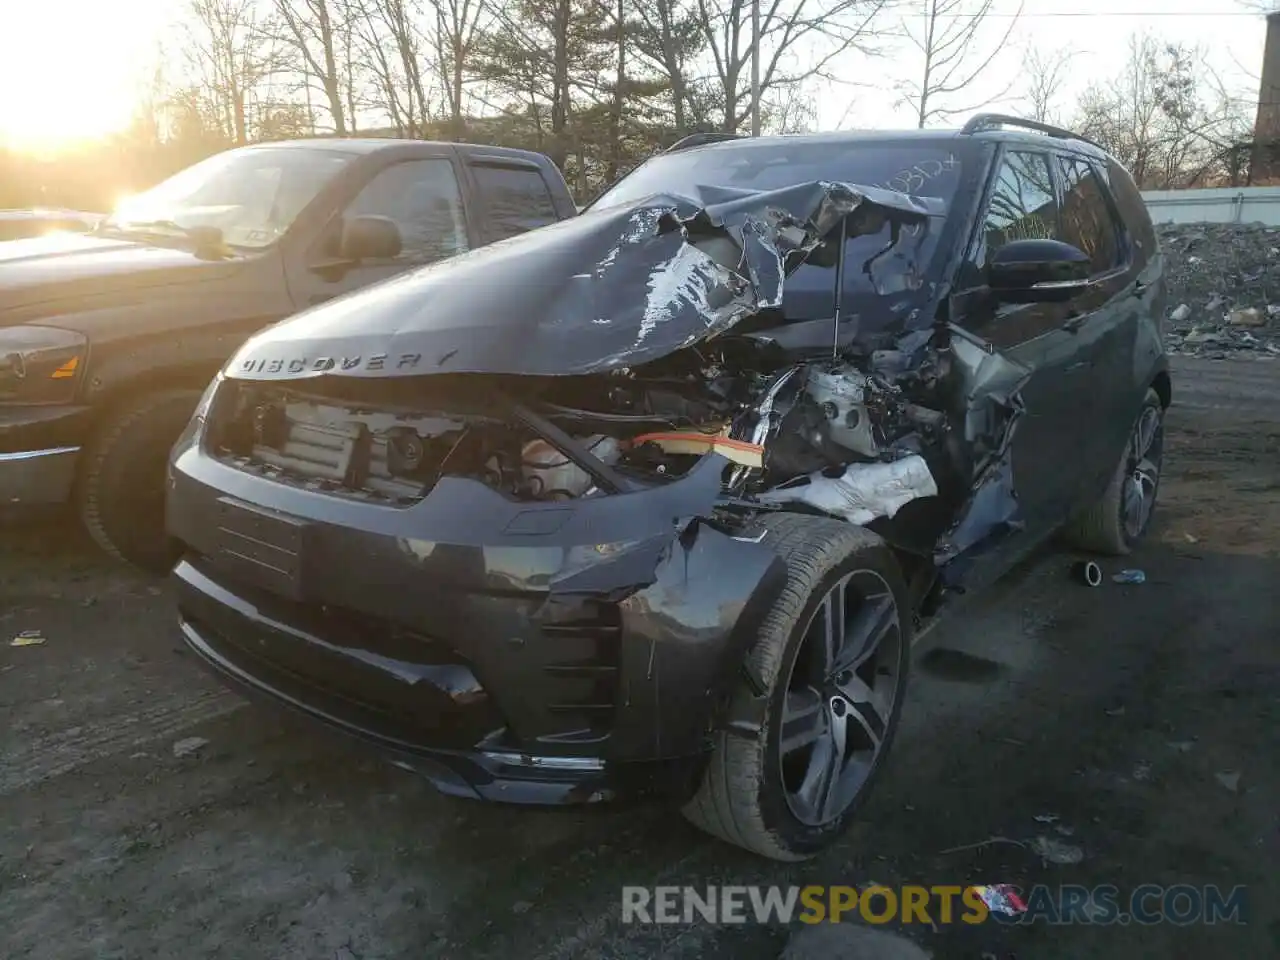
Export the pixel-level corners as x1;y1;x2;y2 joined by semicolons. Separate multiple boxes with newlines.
1159;222;1280;359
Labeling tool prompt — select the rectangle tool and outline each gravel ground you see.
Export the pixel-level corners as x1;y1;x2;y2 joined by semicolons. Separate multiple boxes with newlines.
1;356;1276;960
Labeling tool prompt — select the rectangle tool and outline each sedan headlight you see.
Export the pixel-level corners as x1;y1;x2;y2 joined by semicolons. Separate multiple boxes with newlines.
0;326;87;404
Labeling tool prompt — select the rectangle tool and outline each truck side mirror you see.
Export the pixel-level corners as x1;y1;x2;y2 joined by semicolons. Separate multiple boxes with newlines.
340;215;402;261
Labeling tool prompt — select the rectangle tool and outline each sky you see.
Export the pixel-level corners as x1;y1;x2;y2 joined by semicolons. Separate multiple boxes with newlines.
0;0;1269;152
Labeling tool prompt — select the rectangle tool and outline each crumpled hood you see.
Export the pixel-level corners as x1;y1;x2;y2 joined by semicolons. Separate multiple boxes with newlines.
0;232;241;313
228;181;944;381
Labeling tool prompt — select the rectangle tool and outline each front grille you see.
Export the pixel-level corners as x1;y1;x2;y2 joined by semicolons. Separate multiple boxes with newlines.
209;384;477;505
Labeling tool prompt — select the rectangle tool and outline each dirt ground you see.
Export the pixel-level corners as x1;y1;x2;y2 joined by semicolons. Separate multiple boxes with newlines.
1;356;1277;960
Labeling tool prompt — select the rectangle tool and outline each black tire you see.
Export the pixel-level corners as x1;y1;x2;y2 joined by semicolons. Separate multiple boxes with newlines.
1062;387;1165;556
77;388;201;572
682;513;912;861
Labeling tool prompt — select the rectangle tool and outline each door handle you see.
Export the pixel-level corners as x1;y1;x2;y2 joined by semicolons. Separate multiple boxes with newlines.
1131;279;1148;299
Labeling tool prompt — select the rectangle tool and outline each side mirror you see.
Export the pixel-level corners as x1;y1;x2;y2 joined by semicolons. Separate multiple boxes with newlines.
988;239;1091;303
340;215;402;261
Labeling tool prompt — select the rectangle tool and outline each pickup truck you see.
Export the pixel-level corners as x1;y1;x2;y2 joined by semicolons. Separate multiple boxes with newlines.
0;138;577;569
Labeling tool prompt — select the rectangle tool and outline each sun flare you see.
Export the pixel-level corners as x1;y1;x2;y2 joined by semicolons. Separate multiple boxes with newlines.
0;2;163;153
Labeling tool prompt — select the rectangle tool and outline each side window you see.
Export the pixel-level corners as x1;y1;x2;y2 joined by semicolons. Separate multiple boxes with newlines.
470;163;559;240
342;159;470;264
972;150;1060;271
1057;156;1123;274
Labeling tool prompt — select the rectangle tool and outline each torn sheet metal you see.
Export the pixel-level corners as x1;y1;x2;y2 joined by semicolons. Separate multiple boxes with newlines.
226;182;945;382
757;455;938;525
934;326;1031;570
935;452;1022;577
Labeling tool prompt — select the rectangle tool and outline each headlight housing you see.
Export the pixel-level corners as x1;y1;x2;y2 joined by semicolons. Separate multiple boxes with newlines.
0;326;87;404
170;373;223;461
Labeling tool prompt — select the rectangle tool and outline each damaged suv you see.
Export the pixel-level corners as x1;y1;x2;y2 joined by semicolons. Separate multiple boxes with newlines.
168;115;1169;860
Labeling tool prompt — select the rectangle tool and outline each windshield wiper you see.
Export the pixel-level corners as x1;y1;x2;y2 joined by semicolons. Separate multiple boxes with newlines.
97;219;231;257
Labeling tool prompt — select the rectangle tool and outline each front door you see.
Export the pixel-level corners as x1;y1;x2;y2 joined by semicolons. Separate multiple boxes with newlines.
286;156;474;309
948;147;1095;579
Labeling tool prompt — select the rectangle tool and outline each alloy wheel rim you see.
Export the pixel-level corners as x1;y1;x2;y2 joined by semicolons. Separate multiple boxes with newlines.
1122;404;1163;541
778;569;902;827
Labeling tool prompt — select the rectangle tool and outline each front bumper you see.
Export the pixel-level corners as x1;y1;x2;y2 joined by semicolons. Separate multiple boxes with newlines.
169;445;788;803
0;404;90;507
0;446;80;506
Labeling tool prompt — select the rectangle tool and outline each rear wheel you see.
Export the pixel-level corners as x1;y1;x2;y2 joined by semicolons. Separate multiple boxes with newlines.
77;388;201;572
682;513;911;861
1062;387;1164;555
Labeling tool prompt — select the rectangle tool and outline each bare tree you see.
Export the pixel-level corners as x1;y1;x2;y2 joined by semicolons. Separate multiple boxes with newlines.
899;0;1023;129
1073;33;1252;188
429;0;493;139
696;0;892;133
272;0;353;134
1019;44;1075;125
185;0;283;144
348;0;434;137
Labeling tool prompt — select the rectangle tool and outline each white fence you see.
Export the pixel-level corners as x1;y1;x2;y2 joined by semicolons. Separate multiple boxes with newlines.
1141;186;1280;226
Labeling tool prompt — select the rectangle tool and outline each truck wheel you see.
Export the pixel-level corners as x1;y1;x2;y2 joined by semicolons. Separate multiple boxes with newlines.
78;388;201;572
683;513;911;861
1062;387;1164;556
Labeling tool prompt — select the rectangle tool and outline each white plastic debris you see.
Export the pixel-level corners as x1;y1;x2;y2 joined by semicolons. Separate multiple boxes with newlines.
10;630;45;647
1169;303;1191;323
1030;835;1085;865
1228;307;1265;327
758;455;938;525
172;737;210;759
1214;770;1241;793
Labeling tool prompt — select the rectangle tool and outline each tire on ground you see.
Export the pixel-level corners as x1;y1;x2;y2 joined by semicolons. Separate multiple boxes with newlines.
77;388;201;572
1062;387;1164;556
682;512;912;861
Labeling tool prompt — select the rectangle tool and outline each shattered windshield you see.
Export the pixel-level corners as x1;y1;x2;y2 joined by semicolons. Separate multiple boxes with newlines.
593;140;967;210
102;147;352;249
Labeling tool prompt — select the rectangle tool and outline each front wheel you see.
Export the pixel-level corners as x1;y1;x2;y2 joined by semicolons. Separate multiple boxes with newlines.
682;514;911;861
77;388;201;572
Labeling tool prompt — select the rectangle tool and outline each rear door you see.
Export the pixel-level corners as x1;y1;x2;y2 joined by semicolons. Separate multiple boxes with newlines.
951;146;1092;558
286;154;474;308
1052;152;1142;501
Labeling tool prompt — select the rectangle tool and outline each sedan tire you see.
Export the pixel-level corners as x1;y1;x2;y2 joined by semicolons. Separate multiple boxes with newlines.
682;513;911;861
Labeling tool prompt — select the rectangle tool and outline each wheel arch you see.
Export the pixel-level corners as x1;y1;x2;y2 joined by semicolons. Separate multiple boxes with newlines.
1151;369;1172;409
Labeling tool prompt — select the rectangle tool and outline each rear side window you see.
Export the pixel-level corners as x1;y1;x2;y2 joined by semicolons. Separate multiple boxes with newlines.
1057;156;1123;274
471;164;559;240
970;150;1060;272
1102;159;1154;264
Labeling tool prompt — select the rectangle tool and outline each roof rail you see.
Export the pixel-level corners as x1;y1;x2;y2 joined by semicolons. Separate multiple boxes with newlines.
665;132;744;154
960;113;1104;151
